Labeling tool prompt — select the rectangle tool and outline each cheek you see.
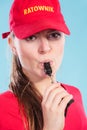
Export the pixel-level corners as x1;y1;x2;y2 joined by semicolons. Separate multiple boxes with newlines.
13;39;38;71
14;40;32;60
16;46;38;70
55;43;65;57
59;38;65;54
59;44;64;57
54;43;65;69
17;48;33;65
14;43;31;66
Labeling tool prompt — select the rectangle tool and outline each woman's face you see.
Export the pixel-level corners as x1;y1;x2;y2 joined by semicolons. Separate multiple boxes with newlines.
10;29;65;82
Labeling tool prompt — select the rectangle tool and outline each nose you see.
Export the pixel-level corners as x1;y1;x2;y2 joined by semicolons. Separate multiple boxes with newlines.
38;37;51;54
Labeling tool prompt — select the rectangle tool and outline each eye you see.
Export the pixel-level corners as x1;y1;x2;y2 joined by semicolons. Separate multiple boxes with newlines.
47;31;62;40
24;35;37;41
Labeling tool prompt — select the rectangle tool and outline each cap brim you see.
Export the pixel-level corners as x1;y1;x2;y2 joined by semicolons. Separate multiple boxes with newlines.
13;18;70;39
2;17;70;39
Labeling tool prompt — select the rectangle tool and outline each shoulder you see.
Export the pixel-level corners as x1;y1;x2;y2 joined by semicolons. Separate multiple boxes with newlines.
0;90;18;104
61;83;87;129
0;90;15;99
0;90;19;112
61;83;81;93
0;91;24;130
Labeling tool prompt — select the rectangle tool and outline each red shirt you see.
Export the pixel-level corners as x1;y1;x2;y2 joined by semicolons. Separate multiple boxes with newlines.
0;83;87;130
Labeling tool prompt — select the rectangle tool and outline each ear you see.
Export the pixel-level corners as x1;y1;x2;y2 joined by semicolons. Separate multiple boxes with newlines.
8;35;17;55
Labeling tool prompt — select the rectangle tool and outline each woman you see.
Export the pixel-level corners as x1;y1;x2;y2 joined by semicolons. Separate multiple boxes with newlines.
0;0;87;130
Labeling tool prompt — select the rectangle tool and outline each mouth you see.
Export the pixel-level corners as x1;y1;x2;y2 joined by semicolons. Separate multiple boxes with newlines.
39;60;53;69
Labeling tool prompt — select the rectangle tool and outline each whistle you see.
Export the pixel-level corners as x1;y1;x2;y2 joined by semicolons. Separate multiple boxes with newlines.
44;62;52;76
44;62;54;83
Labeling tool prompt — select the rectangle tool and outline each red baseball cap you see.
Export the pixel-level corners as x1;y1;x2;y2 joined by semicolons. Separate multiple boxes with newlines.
2;0;70;39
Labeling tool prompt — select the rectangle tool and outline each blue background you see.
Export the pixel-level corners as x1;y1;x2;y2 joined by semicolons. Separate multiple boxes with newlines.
0;0;87;114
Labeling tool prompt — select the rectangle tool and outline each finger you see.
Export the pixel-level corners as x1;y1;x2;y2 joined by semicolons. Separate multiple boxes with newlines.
42;86;66;108
43;82;61;102
58;94;73;114
51;91;70;110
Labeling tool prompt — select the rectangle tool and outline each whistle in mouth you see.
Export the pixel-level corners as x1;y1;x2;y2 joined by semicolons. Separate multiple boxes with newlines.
44;62;52;76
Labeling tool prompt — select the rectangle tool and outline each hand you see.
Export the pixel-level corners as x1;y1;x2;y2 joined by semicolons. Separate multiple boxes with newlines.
42;82;73;130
